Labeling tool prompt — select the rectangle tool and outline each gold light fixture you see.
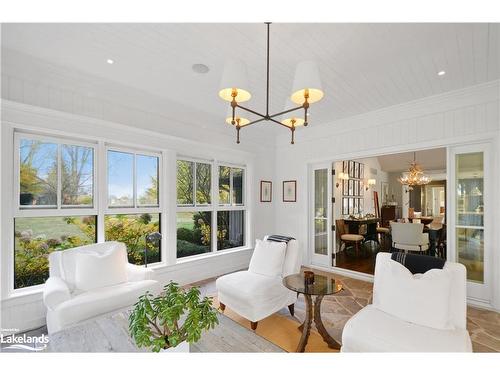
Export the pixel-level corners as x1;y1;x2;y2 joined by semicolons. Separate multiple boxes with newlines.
398;152;432;190
219;22;324;144
365;178;376;191
336;172;349;188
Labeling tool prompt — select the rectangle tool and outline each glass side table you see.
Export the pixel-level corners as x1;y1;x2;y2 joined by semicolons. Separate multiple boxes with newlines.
283;273;343;352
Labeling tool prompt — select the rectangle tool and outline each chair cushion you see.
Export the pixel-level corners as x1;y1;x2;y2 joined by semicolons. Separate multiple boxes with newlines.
341;305;472;352
52;280;158;331
248;239;286;278
216;271;295;322
74;246;128;291
376;227;390;233
374;259;452;330
341;234;364;241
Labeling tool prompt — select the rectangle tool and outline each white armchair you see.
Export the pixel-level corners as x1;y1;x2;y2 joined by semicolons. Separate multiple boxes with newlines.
341;253;472;352
391;222;430;254
44;241;158;334
216;236;301;330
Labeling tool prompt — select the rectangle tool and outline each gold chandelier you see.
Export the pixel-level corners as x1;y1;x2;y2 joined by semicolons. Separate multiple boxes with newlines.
219;22;324;145
398;152;432;188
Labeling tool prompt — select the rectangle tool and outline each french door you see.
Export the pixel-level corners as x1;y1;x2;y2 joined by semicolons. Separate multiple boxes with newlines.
310;164;334;267
448;143;492;303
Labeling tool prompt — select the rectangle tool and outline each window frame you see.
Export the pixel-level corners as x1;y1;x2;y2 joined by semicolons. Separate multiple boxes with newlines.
175;157;248;260
14;132;98;217
105;145;162;213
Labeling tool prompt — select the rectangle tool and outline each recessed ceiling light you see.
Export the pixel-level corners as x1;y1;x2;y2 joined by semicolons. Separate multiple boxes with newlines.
192;63;209;74
438;70;446;76
106;59;114;65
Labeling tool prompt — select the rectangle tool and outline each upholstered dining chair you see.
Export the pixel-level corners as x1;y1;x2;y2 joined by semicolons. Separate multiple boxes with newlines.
336;219;364;257
390;222;430;254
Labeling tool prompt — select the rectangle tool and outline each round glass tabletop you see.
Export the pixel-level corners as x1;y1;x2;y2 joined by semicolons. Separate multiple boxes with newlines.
283;273;343;296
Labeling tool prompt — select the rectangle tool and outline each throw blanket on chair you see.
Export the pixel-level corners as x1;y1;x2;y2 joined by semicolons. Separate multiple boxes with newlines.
267;235;296;243
391;252;445;274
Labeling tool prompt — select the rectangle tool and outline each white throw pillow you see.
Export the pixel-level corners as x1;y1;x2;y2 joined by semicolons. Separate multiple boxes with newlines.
74;247;128;291
248;239;287;278
374;259;453;330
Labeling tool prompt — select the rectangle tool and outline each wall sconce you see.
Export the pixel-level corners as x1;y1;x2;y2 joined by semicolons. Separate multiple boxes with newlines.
365;178;376;191
336;172;349;188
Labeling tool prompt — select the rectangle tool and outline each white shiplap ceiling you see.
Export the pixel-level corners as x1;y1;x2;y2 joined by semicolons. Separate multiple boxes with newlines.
1;23;499;136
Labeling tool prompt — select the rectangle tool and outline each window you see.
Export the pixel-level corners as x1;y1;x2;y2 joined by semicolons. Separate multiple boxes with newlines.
106;148;161;265
176;211;212;258
19;138;94;208
14;216;97;289
176;159;246;258
105;213;160;265
217;210;244;250
107;150;159;208
14;134;97;289
218;166;244;206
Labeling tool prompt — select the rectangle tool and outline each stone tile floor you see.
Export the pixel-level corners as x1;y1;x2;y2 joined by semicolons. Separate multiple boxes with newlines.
196;267;500;353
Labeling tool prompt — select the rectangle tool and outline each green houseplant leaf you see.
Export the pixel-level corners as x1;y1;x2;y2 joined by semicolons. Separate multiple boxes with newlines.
129;282;219;352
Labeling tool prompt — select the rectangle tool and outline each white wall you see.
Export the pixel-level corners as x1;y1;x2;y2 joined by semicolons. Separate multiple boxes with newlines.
274;81;500;309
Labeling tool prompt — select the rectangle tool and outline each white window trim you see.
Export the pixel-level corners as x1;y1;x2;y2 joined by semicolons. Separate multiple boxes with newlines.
175;158;248;259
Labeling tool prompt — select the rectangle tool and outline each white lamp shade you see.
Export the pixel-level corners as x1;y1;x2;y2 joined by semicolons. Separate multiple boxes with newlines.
219;59;252;102
281;99;305;127
291;60;324;104
225;107;250;126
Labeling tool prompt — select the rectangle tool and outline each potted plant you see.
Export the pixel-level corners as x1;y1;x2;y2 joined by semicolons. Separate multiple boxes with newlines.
128;282;219;352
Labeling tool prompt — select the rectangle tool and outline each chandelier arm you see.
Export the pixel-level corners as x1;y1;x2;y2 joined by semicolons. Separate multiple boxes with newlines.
239;117;266;128
267;116;292;129
265;22;271;117
235;103;267;118
269;105;304;119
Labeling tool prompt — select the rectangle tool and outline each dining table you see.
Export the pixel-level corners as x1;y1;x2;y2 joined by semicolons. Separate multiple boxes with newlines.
343;217;381;243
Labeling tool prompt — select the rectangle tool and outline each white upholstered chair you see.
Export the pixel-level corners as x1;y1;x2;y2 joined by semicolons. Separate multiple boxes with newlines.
43;241;158;334
216;236;301;330
341;253;472;352
391;222;430;254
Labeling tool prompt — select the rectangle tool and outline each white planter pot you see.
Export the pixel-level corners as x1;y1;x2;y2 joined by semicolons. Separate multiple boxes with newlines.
160;341;190;353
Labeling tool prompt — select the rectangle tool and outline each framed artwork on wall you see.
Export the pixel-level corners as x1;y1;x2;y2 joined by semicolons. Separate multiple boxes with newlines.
282;180;297;202
260;180;272;202
342;197;348;215
354;180;359;196
349;161;354;178
343;161;348;174
359;198;364;213
348;179;353;196
354;162;359;179
359;163;364;179
353;198;358;214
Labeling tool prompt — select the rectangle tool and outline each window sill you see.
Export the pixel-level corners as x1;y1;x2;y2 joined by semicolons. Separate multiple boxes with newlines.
175;246;253;264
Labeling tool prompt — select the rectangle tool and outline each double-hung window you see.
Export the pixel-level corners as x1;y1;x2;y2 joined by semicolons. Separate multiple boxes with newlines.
176;159;246;258
14;134;97;289
217;165;245;251
105;148;162;265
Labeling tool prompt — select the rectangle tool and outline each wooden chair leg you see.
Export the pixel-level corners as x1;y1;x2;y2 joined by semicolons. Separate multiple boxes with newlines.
219;302;226;312
288;303;295;316
251;321;258;330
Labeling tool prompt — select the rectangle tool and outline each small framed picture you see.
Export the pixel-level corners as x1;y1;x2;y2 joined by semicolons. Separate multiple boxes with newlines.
353;198;358;214
354;180;359;196
283;180;297;202
260;180;272;202
359;163;364;179
343;161;348;174
348;180;354;196
354;162;359;179
343;180;348;195
349;198;354;215
359;179;364;194
349;161;354;177
359;198;364;213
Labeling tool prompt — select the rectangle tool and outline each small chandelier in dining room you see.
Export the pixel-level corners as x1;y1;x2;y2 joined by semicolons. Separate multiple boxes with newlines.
219;22;324;144
398;151;432;189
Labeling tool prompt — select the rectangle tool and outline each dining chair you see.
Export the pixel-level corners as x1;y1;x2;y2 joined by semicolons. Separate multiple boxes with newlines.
390;222;430;255
336;219;364;257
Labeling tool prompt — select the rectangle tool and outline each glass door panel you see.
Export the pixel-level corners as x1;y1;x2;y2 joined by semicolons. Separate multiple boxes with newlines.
455;152;484;283
314;169;328;256
311;166;332;267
